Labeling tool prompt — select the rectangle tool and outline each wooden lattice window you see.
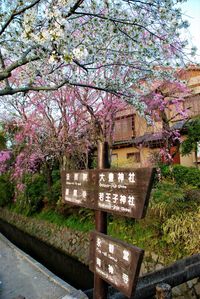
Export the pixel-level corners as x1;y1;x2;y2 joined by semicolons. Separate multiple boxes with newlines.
113;115;135;141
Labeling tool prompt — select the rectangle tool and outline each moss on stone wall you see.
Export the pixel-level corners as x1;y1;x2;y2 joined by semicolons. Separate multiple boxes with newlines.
1;207;200;299
0;207;90;265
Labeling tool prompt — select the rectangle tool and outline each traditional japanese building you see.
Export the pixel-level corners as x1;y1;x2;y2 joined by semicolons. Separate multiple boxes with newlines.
111;66;200;168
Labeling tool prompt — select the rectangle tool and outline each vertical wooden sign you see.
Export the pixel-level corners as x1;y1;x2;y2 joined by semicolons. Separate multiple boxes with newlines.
90;232;144;298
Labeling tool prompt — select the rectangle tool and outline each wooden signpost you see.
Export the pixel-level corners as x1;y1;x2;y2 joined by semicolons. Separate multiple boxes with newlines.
61;142;155;298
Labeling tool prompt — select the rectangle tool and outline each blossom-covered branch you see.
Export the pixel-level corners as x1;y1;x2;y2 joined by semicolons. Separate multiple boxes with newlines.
0;0;193;108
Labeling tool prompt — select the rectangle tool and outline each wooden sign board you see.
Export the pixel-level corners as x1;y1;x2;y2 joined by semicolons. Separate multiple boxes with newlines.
61;168;155;219
89;231;144;298
61;170;97;209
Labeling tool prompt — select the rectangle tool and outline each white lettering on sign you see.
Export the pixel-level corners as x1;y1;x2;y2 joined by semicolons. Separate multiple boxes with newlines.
73;189;78;197
120;195;126;204
74;173;79;181
108;255;118;262
97;237;102;248
105;193;111;202
112;194;118;203
99;173;105;182
109;243;115;254
128;172;136;183
128;195;135;207
98;171;137;187
122;273;129;284
82;173;88;182
123;250;130;262
99;192;104;201
98;202;131;213
98;192;135;209
108;264;114;275
108;172;114;183
118;172;125;183
96;257;101;268
64;188;88;205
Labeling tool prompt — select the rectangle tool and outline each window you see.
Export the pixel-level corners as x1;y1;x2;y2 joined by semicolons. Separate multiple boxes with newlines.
127;152;140;163
113;115;135;141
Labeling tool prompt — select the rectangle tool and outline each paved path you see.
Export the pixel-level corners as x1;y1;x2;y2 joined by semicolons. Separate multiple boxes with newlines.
0;233;87;299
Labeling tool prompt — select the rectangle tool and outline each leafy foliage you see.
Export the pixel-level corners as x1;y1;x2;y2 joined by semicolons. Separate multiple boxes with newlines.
35;209;94;232
0;173;14;207
0;173;199;262
14;173;47;215
181;118;200;158
172;165;200;187
160;164;200;188
163;208;200;256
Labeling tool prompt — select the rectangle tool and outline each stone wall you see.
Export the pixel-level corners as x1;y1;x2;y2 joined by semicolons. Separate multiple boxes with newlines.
0;208;90;265
140;251;200;299
0;207;199;299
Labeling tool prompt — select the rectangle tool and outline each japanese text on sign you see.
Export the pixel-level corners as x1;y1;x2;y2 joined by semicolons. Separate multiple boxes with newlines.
89;232;144;298
62;168;155;219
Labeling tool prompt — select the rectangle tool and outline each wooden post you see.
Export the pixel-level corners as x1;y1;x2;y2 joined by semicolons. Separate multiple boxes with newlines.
93;141;110;299
156;283;172;299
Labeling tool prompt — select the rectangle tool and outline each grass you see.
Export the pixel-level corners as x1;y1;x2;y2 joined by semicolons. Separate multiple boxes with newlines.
34;209;94;232
3;177;200;264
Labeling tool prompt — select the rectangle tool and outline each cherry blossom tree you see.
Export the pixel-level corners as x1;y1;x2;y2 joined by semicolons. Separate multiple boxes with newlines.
141;77;190;163
0;0;194;113
0;84;124;189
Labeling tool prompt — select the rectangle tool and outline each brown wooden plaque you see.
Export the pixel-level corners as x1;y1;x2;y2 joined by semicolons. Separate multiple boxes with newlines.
89;231;144;298
61;170;95;209
61;168;155;219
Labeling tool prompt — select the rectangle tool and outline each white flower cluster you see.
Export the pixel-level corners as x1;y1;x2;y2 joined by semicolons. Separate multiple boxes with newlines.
0;0;192;110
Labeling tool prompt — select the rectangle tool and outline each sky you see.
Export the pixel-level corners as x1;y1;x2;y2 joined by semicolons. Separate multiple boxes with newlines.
180;0;200;60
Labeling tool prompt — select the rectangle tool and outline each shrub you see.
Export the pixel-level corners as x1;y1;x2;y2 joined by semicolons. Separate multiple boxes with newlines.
150;181;186;218
51;179;61;200
51;169;60;182
151;181;185;204
45;179;62;206
159;164;172;179
162;208;200;256
0;173;14;207
172;165;200;187
184;188;200;202
15;173;47;215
